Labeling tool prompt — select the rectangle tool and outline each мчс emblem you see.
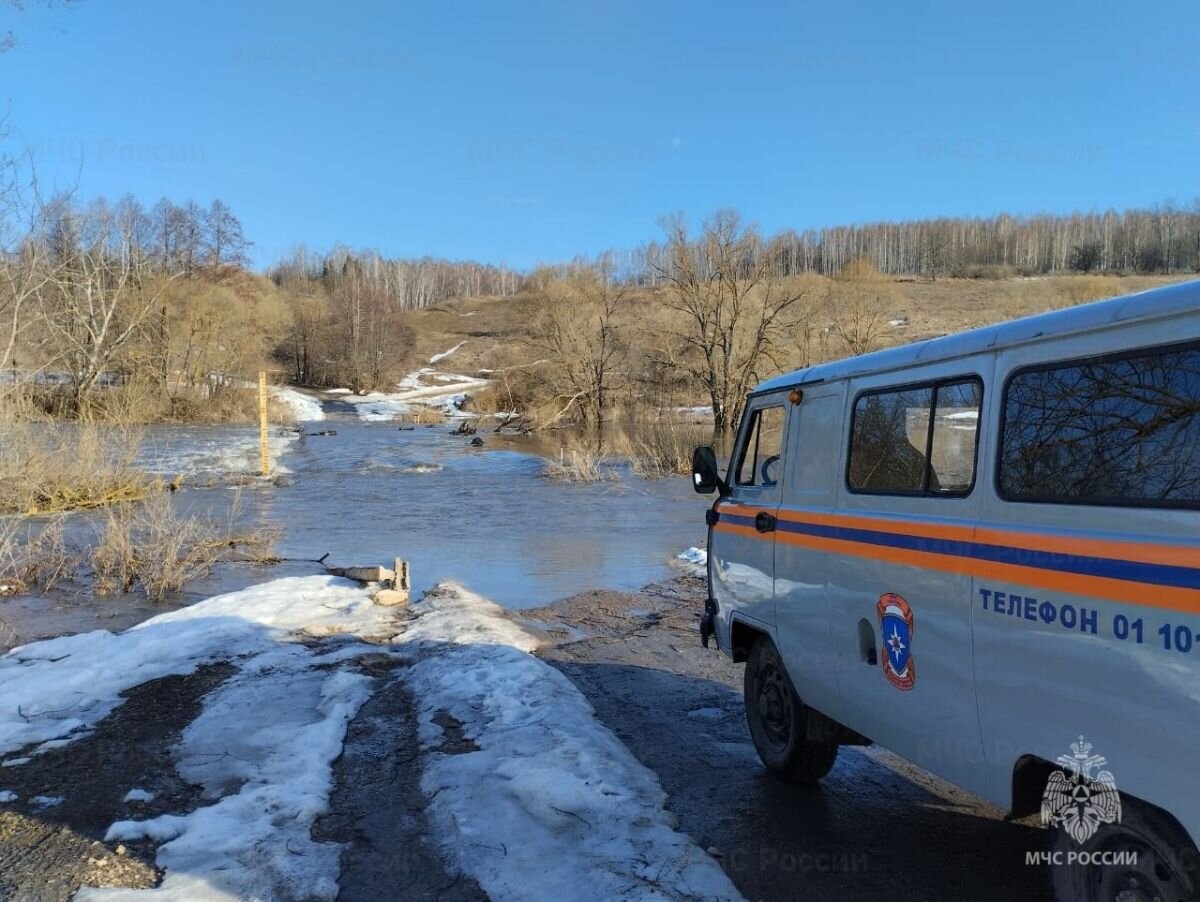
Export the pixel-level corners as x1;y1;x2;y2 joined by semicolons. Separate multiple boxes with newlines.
1041;735;1122;844
877;592;916;691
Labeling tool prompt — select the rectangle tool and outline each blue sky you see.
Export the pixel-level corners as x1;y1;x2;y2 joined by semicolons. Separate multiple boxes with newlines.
2;0;1197;269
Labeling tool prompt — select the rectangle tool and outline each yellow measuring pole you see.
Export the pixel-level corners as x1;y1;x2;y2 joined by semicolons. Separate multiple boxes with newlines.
258;371;270;477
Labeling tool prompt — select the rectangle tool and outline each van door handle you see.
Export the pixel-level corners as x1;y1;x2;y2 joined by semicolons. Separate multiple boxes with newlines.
755;512;777;533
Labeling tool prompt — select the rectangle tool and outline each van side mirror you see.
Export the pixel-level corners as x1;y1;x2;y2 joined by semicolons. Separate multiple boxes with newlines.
692;446;729;496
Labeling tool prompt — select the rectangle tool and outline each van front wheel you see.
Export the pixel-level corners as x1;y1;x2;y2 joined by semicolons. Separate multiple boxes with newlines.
1048;797;1199;902
743;637;838;784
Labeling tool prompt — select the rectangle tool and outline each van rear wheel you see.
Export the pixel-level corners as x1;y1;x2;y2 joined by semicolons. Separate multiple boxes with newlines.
743;637;838;784
1048;797;1200;902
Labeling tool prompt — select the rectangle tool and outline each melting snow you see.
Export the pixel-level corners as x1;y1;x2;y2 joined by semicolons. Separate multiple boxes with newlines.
0;790;17;802
396;584;741;901
339;366;489;422
5;574;739;901
1;575;396;901
271;387;326;422
123;788;155;803
429;341;467;364
676;546;709;577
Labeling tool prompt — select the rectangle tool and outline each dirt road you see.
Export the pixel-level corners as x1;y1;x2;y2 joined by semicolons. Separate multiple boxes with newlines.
525;576;1052;902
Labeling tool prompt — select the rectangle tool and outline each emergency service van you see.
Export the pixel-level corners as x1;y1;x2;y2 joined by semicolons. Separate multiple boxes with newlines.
691;280;1200;902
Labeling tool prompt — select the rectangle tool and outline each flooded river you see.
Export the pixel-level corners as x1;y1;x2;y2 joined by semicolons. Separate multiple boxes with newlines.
1;403;712;645
257;419;709;607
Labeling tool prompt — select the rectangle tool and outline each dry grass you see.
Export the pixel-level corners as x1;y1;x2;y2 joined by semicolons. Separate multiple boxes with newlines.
0;424;160;515
91;493;278;601
614;420;710;479
543;444;609;483
0;489;278;604
1056;275;1125;308
0;516;78;596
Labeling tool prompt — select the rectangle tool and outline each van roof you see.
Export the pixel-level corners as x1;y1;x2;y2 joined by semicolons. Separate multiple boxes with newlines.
754;278;1200;394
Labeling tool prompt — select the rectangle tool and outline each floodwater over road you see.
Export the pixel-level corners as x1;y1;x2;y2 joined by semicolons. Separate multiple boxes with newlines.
8;401;710;629
256;415;709;607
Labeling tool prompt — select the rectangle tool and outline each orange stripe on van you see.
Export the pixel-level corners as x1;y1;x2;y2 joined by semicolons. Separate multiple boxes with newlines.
712;509;1200;614
772;509;1198;570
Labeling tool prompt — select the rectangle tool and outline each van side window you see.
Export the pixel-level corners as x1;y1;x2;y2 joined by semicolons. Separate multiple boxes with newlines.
999;342;1200;507
847;378;982;495
735;405;786;488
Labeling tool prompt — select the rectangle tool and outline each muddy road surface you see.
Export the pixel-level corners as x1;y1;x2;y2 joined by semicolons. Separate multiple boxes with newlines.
525;576;1051;902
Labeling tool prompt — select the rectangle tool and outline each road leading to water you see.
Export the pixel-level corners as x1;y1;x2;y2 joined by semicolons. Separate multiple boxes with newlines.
525;577;1052;901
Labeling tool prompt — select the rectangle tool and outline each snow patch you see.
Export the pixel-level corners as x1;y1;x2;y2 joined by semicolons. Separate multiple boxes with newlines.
395;583;741;902
97;652;377;901
271;387;326;422
338;366;489;422
31;794;63;807
123;788;156;803
429;341;467;364
1;575;403;901
675;546;708;576
0;576;389;758
0;790;16;802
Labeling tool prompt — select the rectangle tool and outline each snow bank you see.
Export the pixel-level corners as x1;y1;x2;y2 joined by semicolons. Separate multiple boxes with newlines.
336;392;414;422
339;366;489;422
396;584;741;902
0;576;387;757
429;341;466;364
1;576;396;902
271;387;326;422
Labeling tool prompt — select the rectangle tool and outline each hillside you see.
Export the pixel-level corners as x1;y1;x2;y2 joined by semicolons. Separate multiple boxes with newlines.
399;272;1193;410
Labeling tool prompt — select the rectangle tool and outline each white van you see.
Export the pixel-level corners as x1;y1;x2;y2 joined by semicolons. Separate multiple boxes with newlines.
691;280;1200;902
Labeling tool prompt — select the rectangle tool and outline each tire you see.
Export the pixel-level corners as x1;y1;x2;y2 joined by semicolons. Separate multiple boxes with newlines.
1049;796;1200;902
743;637;838;784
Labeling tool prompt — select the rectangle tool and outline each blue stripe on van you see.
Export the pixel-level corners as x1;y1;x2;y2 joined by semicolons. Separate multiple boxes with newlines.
719;512;1200;591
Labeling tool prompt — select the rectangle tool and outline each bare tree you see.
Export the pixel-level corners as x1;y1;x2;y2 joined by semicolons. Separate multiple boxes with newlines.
654;210;812;433
41;199;178;411
0;135;55;383
528;256;627;427
829;259;890;356
204;199;250;267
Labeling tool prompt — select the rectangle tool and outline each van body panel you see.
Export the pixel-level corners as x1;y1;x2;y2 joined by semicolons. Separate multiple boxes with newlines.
709;391;791;648
773;383;845;716
971;314;1200;841
825;357;992;794
713;280;1200;847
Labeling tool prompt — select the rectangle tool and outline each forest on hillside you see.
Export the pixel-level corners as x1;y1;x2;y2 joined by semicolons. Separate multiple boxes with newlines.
2;150;1198;426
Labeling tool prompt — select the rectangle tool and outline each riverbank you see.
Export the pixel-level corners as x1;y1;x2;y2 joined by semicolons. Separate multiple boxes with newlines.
0;573;1052;901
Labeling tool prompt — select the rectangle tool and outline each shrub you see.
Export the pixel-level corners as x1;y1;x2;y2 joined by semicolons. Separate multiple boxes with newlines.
543;445;609;483
91;493;277;601
614;421;710;479
0;424;158;515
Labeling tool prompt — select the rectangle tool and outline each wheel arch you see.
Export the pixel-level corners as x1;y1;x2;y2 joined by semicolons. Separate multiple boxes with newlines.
729;616;772;663
1011;754;1199;854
